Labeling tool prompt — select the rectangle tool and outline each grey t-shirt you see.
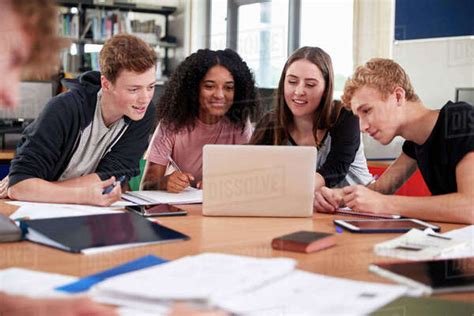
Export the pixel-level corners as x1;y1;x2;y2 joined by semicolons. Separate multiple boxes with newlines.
59;90;128;181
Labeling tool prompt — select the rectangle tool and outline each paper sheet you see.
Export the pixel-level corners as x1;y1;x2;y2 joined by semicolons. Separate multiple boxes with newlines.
374;228;468;260
0;268;169;316
0;268;77;298
8;200;132;210
8;203;124;220
215;270;408;316
440;225;474;258
122;187;202;204
92;253;296;303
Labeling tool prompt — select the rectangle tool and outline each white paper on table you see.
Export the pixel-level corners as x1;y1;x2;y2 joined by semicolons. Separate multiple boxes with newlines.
81;240;173;256
92;253;296;303
8;200;133;210
439;225;474;259
214;270;409;316
8;204;123;220
0;268;77;298
122;187;202;205
0;268;169;316
374;228;468;260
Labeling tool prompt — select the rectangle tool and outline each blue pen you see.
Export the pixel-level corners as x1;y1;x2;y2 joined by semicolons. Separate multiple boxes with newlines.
102;175;126;194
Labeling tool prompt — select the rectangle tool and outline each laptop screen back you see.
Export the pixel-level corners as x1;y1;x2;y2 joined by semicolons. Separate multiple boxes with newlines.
202;145;316;217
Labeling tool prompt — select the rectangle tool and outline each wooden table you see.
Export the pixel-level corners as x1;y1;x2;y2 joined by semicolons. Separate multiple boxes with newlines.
0;202;472;303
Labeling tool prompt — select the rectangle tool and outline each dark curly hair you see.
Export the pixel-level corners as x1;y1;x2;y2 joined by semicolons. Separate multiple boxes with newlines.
156;49;260;132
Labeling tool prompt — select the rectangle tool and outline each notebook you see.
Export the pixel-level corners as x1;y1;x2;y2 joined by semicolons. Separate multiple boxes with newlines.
20;212;190;254
336;207;401;219
202;145;317;217
122;187;202;205
369;257;474;295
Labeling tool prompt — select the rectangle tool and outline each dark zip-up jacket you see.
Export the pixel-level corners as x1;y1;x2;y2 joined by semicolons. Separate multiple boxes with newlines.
8;71;155;187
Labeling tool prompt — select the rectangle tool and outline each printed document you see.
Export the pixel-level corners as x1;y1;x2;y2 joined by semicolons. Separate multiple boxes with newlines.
215;270;407;315
92;253;296;305
374;228;467;260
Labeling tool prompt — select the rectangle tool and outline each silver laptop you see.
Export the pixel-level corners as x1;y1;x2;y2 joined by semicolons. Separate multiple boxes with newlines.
202;145;317;217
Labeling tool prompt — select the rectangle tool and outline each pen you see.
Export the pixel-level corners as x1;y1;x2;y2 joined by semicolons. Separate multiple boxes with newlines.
167;155;195;187
102;175;126;194
167;155;182;172
427;232;452;240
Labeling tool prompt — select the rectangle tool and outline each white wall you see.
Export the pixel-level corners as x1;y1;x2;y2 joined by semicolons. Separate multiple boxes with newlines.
393;37;474;109
363;36;474;160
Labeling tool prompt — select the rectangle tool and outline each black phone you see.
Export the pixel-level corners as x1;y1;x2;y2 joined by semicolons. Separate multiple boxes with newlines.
126;204;187;217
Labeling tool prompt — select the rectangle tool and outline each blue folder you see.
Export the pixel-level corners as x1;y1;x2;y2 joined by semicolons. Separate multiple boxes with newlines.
56;254;167;293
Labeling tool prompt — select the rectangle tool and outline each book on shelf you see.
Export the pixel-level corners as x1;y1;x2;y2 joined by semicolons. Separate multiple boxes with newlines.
59;9;79;39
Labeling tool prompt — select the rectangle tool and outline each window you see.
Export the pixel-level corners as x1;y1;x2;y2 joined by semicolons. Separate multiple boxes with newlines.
300;0;353;97
236;1;289;87
210;0;227;50
209;0;353;92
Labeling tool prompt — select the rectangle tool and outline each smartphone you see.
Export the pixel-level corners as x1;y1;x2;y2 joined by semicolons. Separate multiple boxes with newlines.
126;204;187;217
333;218;440;233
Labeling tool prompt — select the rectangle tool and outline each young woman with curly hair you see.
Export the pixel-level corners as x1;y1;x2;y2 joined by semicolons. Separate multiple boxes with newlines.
250;46;372;199
141;49;260;192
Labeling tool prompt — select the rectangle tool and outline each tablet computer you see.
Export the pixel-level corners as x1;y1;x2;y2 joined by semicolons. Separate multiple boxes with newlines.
126;204;187;217
333;219;440;233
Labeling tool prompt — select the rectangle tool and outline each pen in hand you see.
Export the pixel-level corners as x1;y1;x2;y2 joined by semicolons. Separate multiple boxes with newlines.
167;155;194;188
167;155;182;173
102;175;126;194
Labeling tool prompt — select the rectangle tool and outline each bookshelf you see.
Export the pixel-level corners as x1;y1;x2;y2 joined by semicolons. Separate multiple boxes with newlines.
56;0;177;77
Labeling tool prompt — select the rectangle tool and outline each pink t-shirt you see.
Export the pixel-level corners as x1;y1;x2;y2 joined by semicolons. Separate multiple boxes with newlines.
147;117;252;182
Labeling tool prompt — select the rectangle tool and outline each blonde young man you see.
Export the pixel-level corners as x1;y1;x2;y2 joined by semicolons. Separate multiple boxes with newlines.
314;58;474;224
0;1;117;315
4;33;157;206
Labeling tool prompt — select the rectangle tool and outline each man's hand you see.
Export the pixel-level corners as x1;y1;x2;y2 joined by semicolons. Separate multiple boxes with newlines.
80;176;122;206
342;185;388;214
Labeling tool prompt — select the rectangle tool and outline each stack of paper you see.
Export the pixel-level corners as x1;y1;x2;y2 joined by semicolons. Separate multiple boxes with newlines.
90;252;408;315
215;270;408;315
374;228;467;260
91;253;296;310
122;187;202;205
439;225;474;259
0;267;164;316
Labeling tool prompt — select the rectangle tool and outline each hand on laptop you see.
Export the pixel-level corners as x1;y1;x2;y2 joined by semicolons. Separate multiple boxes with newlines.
166;171;195;193
314;187;344;213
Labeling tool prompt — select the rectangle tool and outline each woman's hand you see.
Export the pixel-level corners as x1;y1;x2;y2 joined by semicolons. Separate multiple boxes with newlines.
165;171;195;193
314;187;343;213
